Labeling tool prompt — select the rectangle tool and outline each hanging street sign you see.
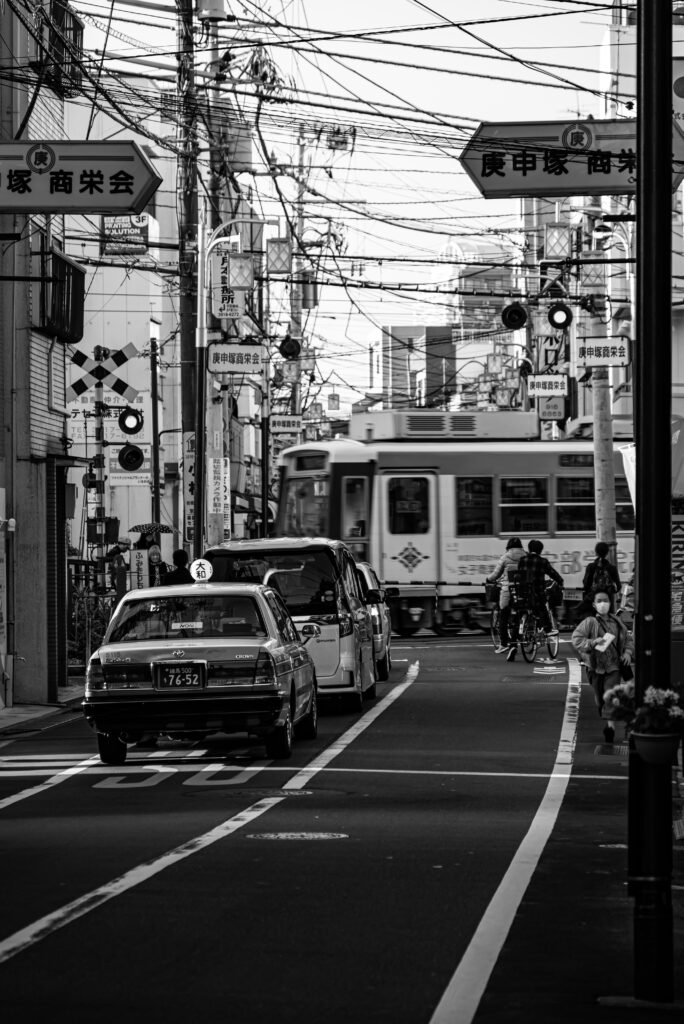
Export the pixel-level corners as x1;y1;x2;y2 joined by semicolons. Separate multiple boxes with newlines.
207;343;265;373
576;334;631;367
459;118;684;198
527;373;568;398
271;414;302;434
0;141;162;213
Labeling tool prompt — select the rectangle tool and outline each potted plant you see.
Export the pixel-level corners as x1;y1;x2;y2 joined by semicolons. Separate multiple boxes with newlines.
629;686;684;764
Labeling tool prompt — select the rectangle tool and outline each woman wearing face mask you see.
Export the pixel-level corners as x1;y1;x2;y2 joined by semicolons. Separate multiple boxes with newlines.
571;588;635;744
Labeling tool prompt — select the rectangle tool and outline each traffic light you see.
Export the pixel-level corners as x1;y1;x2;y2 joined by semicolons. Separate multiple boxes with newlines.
117;406;144;471
501;302;528;330
278;333;301;360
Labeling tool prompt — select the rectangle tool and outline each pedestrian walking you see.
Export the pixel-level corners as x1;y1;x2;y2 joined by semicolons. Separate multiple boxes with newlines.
571;588;634;744
161;549;194;585
486;537;525;656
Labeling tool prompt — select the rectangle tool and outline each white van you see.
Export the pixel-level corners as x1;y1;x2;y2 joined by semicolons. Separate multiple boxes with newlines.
203;538;377;708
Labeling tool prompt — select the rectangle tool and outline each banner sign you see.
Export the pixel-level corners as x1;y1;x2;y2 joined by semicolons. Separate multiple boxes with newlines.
576;335;631;367
527;374;568;397
271;415;302;434
207;343;264;373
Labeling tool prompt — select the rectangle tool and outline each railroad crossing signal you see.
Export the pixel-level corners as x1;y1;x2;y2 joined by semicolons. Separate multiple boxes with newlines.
66;342;139;403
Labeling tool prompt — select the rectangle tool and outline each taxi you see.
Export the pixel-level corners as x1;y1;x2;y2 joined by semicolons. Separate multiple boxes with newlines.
82;582;319;765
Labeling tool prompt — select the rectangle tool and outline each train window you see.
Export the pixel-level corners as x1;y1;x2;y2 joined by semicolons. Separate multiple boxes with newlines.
556;477;596;531
456;477;493;536
500;477;548;533
615;478;635;530
342;477;368;540
281;478;329;536
388;477;429;534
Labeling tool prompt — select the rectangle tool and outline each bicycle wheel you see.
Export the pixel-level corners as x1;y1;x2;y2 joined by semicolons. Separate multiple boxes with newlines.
546;610;559;659
490;605;502;649
519;613;539;663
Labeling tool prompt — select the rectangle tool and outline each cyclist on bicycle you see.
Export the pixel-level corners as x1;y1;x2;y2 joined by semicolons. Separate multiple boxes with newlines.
509;539;564;660
485;537;525;654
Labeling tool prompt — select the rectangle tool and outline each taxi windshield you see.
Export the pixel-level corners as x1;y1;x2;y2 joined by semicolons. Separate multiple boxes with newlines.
106;594;267;642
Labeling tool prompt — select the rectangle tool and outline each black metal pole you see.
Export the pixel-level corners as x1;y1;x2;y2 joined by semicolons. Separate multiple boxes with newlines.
630;0;674;1002
150;336;161;526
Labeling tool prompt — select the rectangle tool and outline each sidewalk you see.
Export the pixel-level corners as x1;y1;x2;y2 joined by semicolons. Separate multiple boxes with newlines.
0;679;85;734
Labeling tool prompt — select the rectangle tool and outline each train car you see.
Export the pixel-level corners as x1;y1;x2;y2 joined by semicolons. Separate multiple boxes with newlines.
275;410;635;636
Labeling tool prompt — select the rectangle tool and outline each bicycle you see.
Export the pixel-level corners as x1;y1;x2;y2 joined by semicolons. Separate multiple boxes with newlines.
515;583;561;663
486;581;521;653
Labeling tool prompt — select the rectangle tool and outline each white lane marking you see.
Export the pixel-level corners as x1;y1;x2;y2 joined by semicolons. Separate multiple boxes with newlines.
0;662;420;965
183;765;262;786
94;766;178;789
0;757;100;811
429;659;581;1024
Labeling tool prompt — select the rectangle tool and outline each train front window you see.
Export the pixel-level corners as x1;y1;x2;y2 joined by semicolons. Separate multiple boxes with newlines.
388;477;429;534
556;477;596;532
456;477;493;536
281;477;329;536
500;477;548;533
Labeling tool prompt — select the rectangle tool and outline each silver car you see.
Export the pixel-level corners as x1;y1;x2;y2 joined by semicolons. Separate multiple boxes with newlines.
355;562;398;681
82;583;319;764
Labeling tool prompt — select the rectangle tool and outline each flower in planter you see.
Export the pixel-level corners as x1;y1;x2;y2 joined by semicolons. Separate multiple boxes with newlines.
602;681;636;723
630;687;684;735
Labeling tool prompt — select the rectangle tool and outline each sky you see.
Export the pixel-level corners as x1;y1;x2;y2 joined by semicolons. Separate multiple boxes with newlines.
72;0;622;413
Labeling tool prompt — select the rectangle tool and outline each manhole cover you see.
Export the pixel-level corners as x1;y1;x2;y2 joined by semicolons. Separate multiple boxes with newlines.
594;743;629;756
247;832;348;841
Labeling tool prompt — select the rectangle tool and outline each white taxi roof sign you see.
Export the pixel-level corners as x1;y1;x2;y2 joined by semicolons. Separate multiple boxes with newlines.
190;558;213;582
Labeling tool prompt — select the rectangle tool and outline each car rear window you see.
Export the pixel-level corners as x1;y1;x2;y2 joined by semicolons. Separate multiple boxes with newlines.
106;594;267;642
206;549;339;617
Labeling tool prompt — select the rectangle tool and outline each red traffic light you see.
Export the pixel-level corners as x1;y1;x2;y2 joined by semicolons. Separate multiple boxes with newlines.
118;406;144;435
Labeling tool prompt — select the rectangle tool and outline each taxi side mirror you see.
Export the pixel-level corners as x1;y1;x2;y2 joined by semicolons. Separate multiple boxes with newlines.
364;588;382;604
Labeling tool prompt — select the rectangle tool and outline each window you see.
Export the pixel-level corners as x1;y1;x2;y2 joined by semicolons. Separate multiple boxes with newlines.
342;477;368;539
556;477;596;532
388;477;430;534
500;478;548;533
456;477;493;536
31;1;85;98
615;478;635;530
266;592;299;643
281;477;329;536
32;238;85;343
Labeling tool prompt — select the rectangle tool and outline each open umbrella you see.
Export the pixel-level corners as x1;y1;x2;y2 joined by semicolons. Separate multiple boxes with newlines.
128;522;173;534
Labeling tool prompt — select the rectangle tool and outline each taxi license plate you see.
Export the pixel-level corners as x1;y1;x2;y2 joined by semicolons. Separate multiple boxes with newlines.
156;663;205;689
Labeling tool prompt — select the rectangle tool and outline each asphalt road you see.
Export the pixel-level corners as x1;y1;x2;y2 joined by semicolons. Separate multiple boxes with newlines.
0;635;620;1023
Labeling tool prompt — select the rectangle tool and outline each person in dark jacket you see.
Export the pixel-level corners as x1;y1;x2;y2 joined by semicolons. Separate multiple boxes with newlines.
161;549;194;585
582;541;621;611
510;539;564;660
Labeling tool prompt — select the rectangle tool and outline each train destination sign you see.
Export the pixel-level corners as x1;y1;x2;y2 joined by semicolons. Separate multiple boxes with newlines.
459;118;684;198
0;141;162;213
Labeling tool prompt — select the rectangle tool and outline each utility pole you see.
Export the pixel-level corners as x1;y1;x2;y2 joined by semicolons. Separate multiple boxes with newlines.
150;324;161;526
177;0;198;551
290;126;305;416
588;300;618;562
92;346;108;593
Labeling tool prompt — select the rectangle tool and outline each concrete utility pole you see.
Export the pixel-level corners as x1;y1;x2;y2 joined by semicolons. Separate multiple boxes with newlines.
177;0;199;549
588;299;618;562
290;127;306;416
